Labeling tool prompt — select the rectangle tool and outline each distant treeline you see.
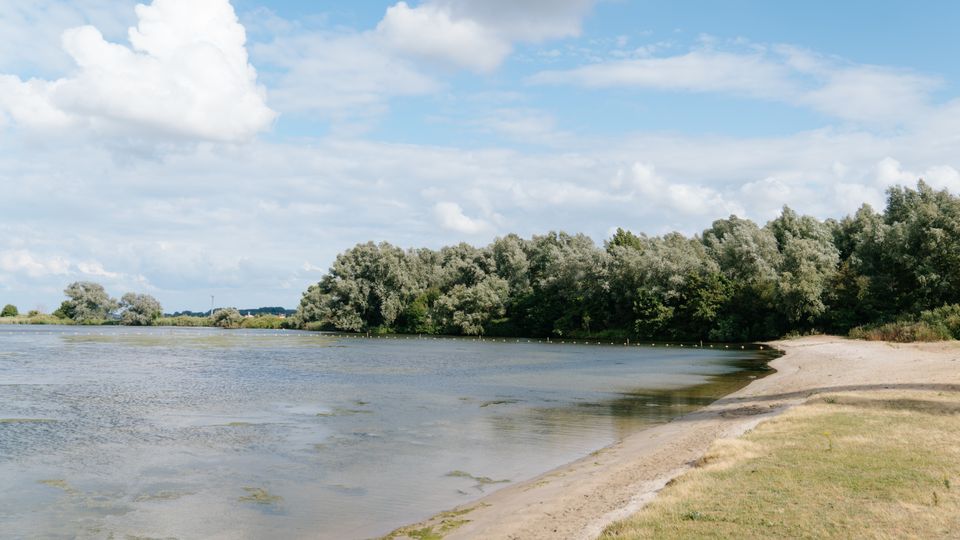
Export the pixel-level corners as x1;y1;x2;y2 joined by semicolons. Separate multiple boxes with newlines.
166;307;295;317
293;181;960;342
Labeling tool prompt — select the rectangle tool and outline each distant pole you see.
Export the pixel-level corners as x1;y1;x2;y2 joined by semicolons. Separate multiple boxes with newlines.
210;295;215;316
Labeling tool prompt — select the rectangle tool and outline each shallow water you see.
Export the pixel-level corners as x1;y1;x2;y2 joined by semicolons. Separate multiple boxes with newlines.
0;326;773;539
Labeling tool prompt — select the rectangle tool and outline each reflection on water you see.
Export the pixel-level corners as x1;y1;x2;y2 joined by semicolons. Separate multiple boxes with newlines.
0;326;774;539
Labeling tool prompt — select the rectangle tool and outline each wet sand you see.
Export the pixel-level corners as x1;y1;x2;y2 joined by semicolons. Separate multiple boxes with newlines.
394;336;960;539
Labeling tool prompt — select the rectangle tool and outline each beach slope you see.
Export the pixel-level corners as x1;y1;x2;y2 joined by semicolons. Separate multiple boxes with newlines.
390;336;960;540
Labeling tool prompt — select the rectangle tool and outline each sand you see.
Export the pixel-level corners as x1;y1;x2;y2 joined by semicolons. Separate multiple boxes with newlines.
395;336;960;540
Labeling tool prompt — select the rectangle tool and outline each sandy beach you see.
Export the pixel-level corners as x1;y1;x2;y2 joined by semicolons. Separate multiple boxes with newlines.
393;336;960;540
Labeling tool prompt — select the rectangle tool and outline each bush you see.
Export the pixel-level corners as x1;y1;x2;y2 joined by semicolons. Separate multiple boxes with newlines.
849;321;952;342
918;304;960;339
211;308;243;329
156;316;211;327
240;315;288;329
1;304;18;317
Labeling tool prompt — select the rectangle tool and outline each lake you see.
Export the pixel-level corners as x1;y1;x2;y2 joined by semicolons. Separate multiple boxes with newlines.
0;325;773;539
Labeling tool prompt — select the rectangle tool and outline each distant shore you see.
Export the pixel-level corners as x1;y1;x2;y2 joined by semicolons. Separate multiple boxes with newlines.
386;336;960;540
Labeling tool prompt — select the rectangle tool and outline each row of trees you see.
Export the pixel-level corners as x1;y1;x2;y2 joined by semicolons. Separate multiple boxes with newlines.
51;282;164;326
49;283;253;329
293;181;960;341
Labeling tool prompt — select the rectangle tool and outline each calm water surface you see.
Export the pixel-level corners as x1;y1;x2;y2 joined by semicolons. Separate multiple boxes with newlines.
0;326;773;539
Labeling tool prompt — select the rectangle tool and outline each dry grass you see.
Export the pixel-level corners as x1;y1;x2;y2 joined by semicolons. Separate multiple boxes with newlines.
601;390;960;539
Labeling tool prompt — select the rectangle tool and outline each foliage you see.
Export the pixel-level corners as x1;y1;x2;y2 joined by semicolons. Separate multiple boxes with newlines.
294;182;960;341
240;315;292;329
849;321;951;342
0;313;69;325
211;307;243;329
59;281;118;322
118;293;163;326
156;315;212;327
1;304;18;317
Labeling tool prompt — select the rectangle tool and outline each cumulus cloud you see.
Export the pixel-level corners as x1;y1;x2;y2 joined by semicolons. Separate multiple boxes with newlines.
875;157;960;193
616;162;744;217
433;202;492;234
0;0;275;142
0;250;71;278
377;0;596;72
377;2;509;73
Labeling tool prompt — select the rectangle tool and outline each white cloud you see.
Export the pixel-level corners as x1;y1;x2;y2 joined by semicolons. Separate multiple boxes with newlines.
874;157;960;193
377;2;509;73
252;31;438;119
531;49;796;99
619;162;744;217
0;250;71;278
438;0;594;42
530;43;940;127
0;0;275;142
376;0;596;72
433;202;492;234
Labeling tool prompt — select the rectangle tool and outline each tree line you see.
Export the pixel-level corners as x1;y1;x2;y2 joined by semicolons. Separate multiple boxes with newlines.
293;181;960;341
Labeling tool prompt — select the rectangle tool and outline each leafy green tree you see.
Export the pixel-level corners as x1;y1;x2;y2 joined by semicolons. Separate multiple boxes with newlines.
212;307;243;329
61;281;118;322
606;227;645;253
118;293;163;326
1;304;17;317
434;277;509;335
768;207;839;326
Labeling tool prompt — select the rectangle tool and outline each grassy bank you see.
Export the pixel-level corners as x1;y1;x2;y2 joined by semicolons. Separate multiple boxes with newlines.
0;314;74;325
601;389;960;539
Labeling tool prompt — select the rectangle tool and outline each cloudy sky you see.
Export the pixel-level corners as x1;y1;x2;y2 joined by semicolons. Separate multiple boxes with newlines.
1;0;959;312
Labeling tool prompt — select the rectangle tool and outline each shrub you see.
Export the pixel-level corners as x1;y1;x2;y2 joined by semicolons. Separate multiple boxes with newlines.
849;321;952;342
918;304;960;339
211;308;243;329
1;304;18;317
155;316;211;327
240;315;287;329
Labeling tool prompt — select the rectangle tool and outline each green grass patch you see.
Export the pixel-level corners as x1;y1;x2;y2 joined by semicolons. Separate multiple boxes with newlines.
601;390;960;539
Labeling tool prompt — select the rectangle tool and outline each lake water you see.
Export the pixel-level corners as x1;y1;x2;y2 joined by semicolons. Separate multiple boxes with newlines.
0;325;773;539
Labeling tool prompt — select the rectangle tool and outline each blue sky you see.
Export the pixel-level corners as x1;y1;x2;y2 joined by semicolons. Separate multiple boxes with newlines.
1;0;959;312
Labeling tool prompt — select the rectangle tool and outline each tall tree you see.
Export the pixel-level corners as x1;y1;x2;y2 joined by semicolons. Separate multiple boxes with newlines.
61;281;118;322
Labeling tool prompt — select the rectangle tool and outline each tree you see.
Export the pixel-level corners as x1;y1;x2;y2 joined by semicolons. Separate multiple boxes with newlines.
1;304;17;317
61;281;118;322
212;307;243;329
118;293;163;326
434;277;509;335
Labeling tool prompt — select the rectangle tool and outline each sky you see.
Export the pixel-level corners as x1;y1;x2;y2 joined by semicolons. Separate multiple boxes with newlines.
1;1;959;312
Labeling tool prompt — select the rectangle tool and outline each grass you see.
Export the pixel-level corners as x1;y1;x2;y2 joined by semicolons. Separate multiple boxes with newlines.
601;389;960;539
0;314;72;325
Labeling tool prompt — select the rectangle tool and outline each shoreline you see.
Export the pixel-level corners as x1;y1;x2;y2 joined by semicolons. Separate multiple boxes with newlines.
387;335;960;540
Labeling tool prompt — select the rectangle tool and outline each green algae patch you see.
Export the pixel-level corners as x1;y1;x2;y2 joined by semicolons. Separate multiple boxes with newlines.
134;490;195;502
478;399;520;408
239;487;283;505
445;470;510;492
316;407;373;417
39;479;78;495
381;503;486;539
